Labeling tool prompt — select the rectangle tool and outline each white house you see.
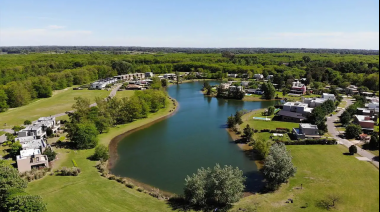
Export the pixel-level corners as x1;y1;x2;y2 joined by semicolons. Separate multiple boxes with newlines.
227;73;238;78
241;81;250;87
254;74;264;80
322;93;336;101
16;149;49;173
293;123;320;139
267;75;274;80
91;78;117;90
283;102;313;115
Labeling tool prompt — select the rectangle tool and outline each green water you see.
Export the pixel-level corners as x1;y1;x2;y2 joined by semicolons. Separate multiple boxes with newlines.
111;81;277;194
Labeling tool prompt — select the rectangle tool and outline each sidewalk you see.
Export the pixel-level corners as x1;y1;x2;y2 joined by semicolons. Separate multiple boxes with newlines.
327;98;379;168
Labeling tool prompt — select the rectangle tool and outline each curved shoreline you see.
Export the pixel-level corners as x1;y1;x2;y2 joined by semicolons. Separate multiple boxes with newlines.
107;97;180;170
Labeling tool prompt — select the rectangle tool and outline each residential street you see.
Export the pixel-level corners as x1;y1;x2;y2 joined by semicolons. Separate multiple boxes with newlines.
327;98;379;168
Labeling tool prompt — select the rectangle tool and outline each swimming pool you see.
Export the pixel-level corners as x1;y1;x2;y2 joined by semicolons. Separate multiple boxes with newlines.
253;117;271;121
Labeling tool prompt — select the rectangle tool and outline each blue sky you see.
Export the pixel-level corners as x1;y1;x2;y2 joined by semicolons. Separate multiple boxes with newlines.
0;0;379;49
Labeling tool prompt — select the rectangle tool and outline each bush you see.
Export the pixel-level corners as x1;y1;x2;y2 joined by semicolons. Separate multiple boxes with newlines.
72;159;78;167
46;127;53;137
43;148;57;162
56;167;81;176
261;129;270;132
24;120;32;125
137;187;144;192
92;145;110;161
349;145;358;155
284;138;337;145
126;183;135;189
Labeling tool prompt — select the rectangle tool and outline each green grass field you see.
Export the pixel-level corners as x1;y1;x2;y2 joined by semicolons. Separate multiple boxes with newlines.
240;109;299;131
26;99;176;212
115;90;135;99
0;88;110;128
232;145;379;212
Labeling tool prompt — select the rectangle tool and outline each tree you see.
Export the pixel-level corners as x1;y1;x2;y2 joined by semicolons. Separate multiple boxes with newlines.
254;139;271;159
262;83;276;100
46;127;53;137
184;164;245;206
9;142;22;159
12;126;25;133
2;189;47;212
68;122;99;149
150;77;162;90
92;144;110;161
42;147;57;162
23;120;32;125
227;115;236;128
349;145;358;155
243;124;254;142
263;143;297;191
0;163;27;201
0;90;9;112
161;79;168;87
369;136;379;150
340;111;351;126
345;124;362;139
234;111;243;125
267;106;275;116
302;56;311;63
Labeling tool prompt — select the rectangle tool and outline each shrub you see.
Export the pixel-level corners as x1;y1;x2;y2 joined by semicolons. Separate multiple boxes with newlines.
108;174;116;180
126;183;135;189
137;187;144;192
72;159;78;167
56;167;81;176
43;148;57;161
92;144;110;161
284;139;337;145
346;124;362;139
46;127;53;137
261;129;270;132
24;120;32;125
349;145;358;155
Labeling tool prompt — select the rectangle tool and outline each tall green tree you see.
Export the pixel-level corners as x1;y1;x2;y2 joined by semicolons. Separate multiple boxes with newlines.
243;124;254;142
345;124;362;139
263;143;297;191
68;122;99;149
262;82;276;100
340;111;352;126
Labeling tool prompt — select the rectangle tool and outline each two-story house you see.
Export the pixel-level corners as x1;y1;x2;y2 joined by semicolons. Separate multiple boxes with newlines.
293;123;321;139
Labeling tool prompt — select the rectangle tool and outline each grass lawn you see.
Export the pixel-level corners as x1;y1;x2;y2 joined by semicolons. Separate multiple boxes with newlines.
26;99;177;212
232;145;379;212
240;109;299;131
0;88;110;128
115;90;135;99
0;131;5;136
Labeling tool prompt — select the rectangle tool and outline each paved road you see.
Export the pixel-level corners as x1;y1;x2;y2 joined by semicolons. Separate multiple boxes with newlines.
327;98;379;168
0;84;123;133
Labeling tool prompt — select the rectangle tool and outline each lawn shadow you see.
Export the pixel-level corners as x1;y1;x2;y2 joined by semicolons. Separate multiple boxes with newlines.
51;140;76;149
167;197;232;212
373;156;379;162
342;153;354;156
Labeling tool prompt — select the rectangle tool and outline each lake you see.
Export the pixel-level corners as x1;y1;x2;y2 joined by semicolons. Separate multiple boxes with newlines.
111;81;276;194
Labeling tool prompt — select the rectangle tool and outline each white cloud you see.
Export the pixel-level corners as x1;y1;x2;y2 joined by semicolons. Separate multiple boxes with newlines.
47;25;66;29
0;28;378;50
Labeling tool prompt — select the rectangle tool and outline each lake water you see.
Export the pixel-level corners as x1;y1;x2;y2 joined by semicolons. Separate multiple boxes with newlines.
111;81;276;194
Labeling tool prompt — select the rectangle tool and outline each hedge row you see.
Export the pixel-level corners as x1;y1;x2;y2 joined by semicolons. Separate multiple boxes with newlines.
283;139;337;145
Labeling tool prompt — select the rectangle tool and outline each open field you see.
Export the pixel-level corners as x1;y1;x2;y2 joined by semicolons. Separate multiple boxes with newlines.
232;145;380;212
115;90;135;99
0;88;110;128
26;99;177;212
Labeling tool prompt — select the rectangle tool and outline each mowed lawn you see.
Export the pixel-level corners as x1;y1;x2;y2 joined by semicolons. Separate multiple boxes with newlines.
0;88;110;127
26;99;177;212
232;145;379;212
239;109;299;131
115;90;135;99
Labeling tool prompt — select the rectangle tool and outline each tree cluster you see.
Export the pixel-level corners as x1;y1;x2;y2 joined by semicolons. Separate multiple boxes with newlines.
184;164;246;207
307;100;336;134
66;89;168;149
0;163;46;211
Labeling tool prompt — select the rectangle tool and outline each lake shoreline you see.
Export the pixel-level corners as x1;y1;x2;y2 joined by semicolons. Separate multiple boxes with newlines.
108;97;180;170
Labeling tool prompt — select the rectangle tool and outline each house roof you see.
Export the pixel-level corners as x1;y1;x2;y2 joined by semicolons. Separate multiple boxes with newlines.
17;149;41;160
278;110;306;120
284;102;309;108
300;123;318;130
355;115;375;123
